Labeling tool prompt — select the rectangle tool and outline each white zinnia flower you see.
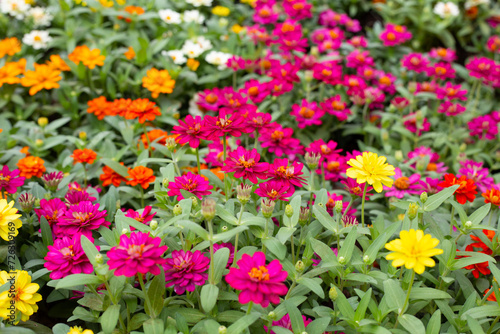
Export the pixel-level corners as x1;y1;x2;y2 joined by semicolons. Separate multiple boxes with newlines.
186;0;212;7
23;30;52;49
465;0;490;9
192;36;212;52
188;94;205;117
162;50;187;65
433;2;459;18
1;0;31;19
28;7;53;27
158;9;181;24
183;10;205;24
205;51;232;70
181;40;204;58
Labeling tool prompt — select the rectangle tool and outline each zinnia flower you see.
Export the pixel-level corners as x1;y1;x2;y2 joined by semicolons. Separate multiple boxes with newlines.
58;201;109;238
163;250;209;294
384;168;421;199
107;231;167;277
124;98;161;124
255;180;295;201
142;68;176;98
221;147;268;184
16;156;46;179
87;96;111;120
225;251;288;307
385;229;443;274
171;115;207;149
34;198;66;234
72;148;97;165
0;199;22;241
44;234;96;279
100;163;128;187
0;37;21;58
346;152;395;193
264;314;312;334
482;188;500;206
167;172;213;200
438;174;477;204
68;45;105;69
0;165;25;194
127;166;156;189
67;327;94;334
20;63;61;96
0;270;42;323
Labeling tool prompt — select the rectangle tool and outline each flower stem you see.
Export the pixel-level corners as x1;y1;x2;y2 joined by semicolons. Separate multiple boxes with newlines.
449;206;455;235
207;219;215;284
232;204;245;267
361;185;367;228
246;301;254;315
195;147;201;176
140;187;145;208
395;270;415;328
138;273;155;318
223;134;229;201
262;218;270;254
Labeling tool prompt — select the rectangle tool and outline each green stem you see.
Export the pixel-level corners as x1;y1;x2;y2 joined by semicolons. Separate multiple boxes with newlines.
487;316;500;334
140;187;145;208
83;165;88;188
340;198;354;223
104;281;128;330
246;301;254;315
449;206;455;235
138;273;154;318
142;123;151;153
195;147;201;176
233;203;245;267
262;218;269;254
207;219;215;284
361;185;367;228
291;234;295;265
223;134;229;201
395;270;415;328
488;210;494;226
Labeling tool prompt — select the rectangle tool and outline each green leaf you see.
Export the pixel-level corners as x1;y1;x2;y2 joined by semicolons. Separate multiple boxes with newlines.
382;280;405;313
101;158;130;177
262;237;286;260
285;301;306;333
311;239;339;268
424;185;459;211
338;226;358;264
469;203;491;225
313;204;338;233
100;304;120;334
175;313;189;334
200;284;219;313
175;220;209;240
435;300;458;328
297;277;324;298
426;310;441;334
466;315;485;334
55;274;103;290
213;248;229;285
398;314;425;334
0;328;36;334
80;235;100;267
52;324;71;334
40;216;53;247
305;317;330;334
143;318;165;334
462;305;500;319
364;222;401;264
147;268;165;318
215;205;238;225
354;288;372;322
213;225;248;243
451;251;496;270
226;313;260;334
409;288;451;300
283;195;301;228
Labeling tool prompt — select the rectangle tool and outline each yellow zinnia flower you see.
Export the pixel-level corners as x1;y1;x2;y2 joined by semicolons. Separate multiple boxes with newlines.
385;229;443;274
0;199;22;241
346;151;395;193
68;326;94;334
212;6;230;16
0;270;42;323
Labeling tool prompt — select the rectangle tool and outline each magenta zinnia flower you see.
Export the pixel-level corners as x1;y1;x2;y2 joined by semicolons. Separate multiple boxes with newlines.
267;158;306;189
163;250;209;294
259;125;303;158
41;171;64;191
379;23;412;46
213;242;235;268
221;147;268;184
341;178;373;199
44;234;96;279
384;168;421;199
0;165;25;194
124;206;156;230
35;198;67;235
468;114;498;140
58;201;109;238
204;109;252;140
255;180;295;201
264;314;313;334
401;53;429;73
458;160;494;193
167;172;213;200
225;251;288;307
171;115;207;149
290;99;324;129
107;231;167;277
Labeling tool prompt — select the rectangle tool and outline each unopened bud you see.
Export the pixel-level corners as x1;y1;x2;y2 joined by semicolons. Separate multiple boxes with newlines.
408;81;417;93
261;199;276;218
35;139;44;147
295;260;305;273
299;207;310;226
221;225;228;232
38;117;48;128
381;131;389;142
338;256;346;265
285;204;293;217
304;70;314;82
268;311;276;320
305;152;320;170
79;131;87;141
408;203;419;220
218;326;227;334
459;143;467;152
465;221;473;228
236;183;252;205
173;204;182;216
415;110;424;122
150;220;158;230
190;196;199;209
95;254;104;264
166;137;177;151
121;228;129;235
395;150;403;162
310;46;319;56
334;200;343;214
162;177;169;188
420;192;428;203
201;197;216;221
18;193;35;212
416;159;426;172
41;171;64;192
363;255;370;264
116;200;121;210
329;287;338;300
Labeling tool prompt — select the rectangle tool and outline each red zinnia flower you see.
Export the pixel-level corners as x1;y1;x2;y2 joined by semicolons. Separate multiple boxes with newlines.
438;174;477;204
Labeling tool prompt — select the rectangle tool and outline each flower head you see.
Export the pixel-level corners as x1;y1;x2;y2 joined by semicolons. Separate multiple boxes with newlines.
58;201;109;238
0;270;42;323
41;171;64;191
163;250;209;294
16;156;46;179
255;180;295;201
0;199;22;241
385;229;443;274
225;252;288;307
20;64;61;96
167;172;212;200
69;45;105;69
0;37;21;58
222;147;268;184
72;148;97;165
0;165;25;194
346;152;395;193
127;166;156;189
142;68;176;98
384;168;421;199
108;231;167;277
438;174;477;204
124;98;161;124
171;115;207;149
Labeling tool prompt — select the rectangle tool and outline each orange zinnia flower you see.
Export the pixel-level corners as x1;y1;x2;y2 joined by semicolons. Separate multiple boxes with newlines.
124;47;135;60
0;59;26;87
0;37;21;58
124;98;161;124
100;163;129;187
17;156;46;179
186;58;200;71
20;146;30;156
142;68;176;98
46;55;71;72
21;64;62;96
485;288;499;302
482;188;500;207
69;45;105;69
139;129;169;149
72;148;98;165
109;98;132;117
127;166;156;189
125;5;144;14
87;96;111;120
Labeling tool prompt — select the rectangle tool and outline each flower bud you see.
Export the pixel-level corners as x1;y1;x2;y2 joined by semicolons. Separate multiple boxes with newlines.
408;81;417;93
121;228;129;235
381;131;389;142
79;131;87;141
299;207;310;226
420;192;428;203
236;183;252;205
37;117;48;128
162;177;169;188
201;197;216;221
42;171;64;192
465;220;473;228
150;220;158;230
459;143;467;152
295;260;305;273
95;254;104;264
408;203;419;220
416;159;426;172
305;152;320;170
342;215;358;227
173;204;182;216
261;199;276;218
35;139;44;147
218;18;228;27
363;255;370;264
334;200;343;214
116;200;121;210
166;137;177;151
18;193;35;212
218;326;227;334
268;311;276;320
221;225;228;232
329;287;338;301
190;196;199;209
310;46;319;56
338;256;346;265
285;204;293;217
395;150;403;162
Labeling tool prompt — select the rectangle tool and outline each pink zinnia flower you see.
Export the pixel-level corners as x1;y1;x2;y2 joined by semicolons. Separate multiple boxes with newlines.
255;180;295;201
379;24;412;46
225;251;288;307
468;114;498;140
384;168;421;198
419;177;443;194
346;50;374;69
107;231;167;277
290;100;324;128
222;147;268;184
312;61;343;85
124;206;156;230
282;0;312;20
375;71;397;94
41;171;64;191
197;88;221;111
320;95;351;121
167;172;213;200
426;62;455;80
348;35;368;48
65;189;96;205
345;18;361;32
391;97;410;111
246;112;273;132
259;125;303;158
253;4;279;24
341;178;373;199
403;113;431;136
264;314;312;334
401;53;429;73
58;201;109;238
242;80;269;104
322;155;348;182
44;234;96;279
343;75;367;96
466;57;495;80
306;139;342;162
35;198;67;234
204;110;252;140
163;250;209;294
267;158;306;189
0;165;25;194
268;62;300;83
429;47;457;62
172;115;206;149
325;192;355;216
436;82;467;101
213;243;235;268
437;101;466;116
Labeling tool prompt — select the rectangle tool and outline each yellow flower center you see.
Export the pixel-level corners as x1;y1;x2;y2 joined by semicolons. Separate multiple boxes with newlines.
248;266;269;281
